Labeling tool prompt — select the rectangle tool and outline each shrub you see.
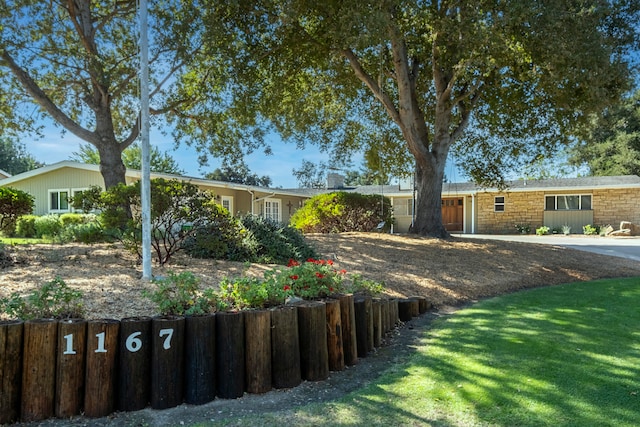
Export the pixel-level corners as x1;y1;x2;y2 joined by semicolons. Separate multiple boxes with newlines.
536;226;550;235
73;179;223;265
57;222;107;244
562;225;571;235
240;214;318;264
182;205;249;261
59;213;86;227
514;223;530;234
34;214;62;238
217;275;290;310
0;187;34;236
583;224;599;235
290;191;393;233
143;271;217;316
0;277;83;320
15;215;38;238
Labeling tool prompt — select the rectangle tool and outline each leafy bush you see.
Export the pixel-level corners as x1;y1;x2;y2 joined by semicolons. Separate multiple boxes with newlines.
34;214;62;238
583;224;599;235
72;179;222;265
240;214;318;264
536;225;550;235
15;215;38;238
290;191;393;233
59;213;87;227
143;271;217;316
57;222;106;244
182;205;249;261
514;223;530;234
562;225;571;235
0;277;84;320
0;187;34;236
217;275;289;310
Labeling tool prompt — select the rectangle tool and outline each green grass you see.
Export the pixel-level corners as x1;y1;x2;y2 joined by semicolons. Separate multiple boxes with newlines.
206;277;640;426
0;237;51;245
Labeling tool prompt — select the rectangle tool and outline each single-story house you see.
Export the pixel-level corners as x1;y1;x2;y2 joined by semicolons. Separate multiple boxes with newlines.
0;169;11;180
0;161;309;224
2;161;639;234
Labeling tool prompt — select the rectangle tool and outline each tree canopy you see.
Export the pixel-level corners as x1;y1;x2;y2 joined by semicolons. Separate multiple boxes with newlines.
204;163;272;187
187;0;638;237
568;89;640;176
71;143;184;175
0;1;244;188
0;137;42;175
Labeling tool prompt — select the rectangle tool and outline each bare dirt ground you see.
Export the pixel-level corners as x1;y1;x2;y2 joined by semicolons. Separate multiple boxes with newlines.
3;233;640;426
3;232;640;320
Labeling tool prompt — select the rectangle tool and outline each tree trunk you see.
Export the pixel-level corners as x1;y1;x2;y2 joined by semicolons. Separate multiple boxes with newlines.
412;160;449;238
96;138;127;189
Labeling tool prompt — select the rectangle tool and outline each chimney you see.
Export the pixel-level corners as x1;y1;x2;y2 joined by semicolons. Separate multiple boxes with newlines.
326;172;345;189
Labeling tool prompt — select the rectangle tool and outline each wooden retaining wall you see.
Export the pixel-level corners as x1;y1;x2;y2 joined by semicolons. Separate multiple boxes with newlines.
0;296;430;424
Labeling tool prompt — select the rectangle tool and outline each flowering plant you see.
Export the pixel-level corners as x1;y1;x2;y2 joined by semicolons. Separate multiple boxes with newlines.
217;275;291;310
263;258;347;300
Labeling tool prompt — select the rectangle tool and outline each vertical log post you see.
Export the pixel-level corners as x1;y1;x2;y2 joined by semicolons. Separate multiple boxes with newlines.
84;319;119;418
354;297;368;358
271;306;301;389
372;298;382;348
325;298;344;371
185;314;216;405
390;298;399;327
380;299;390;335
339;294;358;366
244;310;271;394
216;311;245;399
297;301;329;381
21;319;57;422
398;299;413;322
55;319;86;418
151;315;185;409
0;320;23;424
118;316;152;412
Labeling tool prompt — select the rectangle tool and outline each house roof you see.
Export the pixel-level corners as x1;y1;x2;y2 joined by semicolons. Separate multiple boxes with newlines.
0;161;308;198
0;169;11;180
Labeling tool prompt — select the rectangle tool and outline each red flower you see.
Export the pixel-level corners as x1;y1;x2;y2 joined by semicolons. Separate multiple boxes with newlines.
327;260;334;265
329;287;334;292
283;285;291;291
287;259;300;267
339;269;347;274
315;272;325;279
290;275;299;280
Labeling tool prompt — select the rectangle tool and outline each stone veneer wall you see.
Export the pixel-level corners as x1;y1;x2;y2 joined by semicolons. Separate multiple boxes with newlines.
476;188;640;234
592;188;640;227
476;191;546;234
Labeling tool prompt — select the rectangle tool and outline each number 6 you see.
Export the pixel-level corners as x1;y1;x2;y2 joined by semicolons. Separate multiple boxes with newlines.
126;331;143;352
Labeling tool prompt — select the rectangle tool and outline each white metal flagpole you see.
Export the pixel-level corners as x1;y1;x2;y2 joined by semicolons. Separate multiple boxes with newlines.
139;0;152;280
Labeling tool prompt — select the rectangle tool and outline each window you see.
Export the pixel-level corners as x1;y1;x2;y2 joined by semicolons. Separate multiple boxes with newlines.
221;196;233;215
394;198;414;216
494;196;505;212
545;195;592;211
264;198;281;222
49;190;69;212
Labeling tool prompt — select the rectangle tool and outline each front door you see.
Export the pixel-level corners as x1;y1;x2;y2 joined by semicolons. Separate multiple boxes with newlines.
442;198;464;232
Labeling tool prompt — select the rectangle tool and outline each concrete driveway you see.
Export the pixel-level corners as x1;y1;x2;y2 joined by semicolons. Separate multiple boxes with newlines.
457;234;640;262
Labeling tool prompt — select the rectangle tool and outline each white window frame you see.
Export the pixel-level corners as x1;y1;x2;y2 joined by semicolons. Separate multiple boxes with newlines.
494;196;505;212
221;195;234;215
70;188;91;213
264;198;281;222
49;189;71;213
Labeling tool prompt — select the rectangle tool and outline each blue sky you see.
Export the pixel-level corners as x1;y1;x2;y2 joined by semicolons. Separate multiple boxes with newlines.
29;118;339;188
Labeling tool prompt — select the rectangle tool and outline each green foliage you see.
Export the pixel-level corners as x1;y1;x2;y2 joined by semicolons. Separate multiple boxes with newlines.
347;274;386;297
72;179;222;265
205;162;272;187
536;226;550;236
568;89;640;176
57;222;107;244
514;223;531;234
0;137;43;175
15;215;38;238
265;258;346;300
239;214;318;264
0;187;34;236
71;143;185;175
182;205;249;261
34;214;62;238
562;225;572;235
59;213;86;227
143;271;217;316
217;275;289;310
583;224;599;235
290;192;393;234
0;277;83;320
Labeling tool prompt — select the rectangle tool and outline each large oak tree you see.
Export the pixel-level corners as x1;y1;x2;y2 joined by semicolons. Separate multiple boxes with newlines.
183;0;638;237
0;0;257;189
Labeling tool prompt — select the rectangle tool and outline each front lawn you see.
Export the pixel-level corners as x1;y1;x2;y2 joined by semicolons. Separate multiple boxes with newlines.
209;277;640;426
